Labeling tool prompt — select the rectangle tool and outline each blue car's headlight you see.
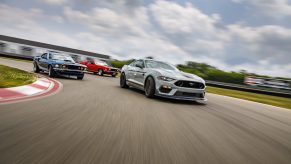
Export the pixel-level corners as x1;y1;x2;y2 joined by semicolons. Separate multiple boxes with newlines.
157;76;175;82
61;65;67;69
54;64;60;68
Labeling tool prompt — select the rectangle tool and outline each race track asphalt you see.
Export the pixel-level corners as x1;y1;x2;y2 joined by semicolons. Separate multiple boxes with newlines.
0;58;291;164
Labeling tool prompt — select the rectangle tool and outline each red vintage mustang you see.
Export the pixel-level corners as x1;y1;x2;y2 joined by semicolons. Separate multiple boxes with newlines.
80;57;118;77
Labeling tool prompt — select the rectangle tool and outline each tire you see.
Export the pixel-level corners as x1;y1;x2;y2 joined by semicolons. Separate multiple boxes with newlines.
120;73;129;88
77;74;84;80
33;62;40;73
48;65;56;77
98;69;104;76
144;76;156;98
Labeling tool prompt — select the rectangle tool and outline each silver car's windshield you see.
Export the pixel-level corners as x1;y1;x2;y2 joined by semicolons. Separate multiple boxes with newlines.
145;60;177;71
50;53;74;62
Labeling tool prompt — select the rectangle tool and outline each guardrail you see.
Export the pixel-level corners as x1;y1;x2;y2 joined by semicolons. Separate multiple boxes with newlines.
206;80;291;98
2;52;291;98
0;52;33;60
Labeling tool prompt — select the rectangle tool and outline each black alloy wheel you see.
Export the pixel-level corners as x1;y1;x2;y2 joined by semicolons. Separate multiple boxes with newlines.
145;76;155;98
120;73;129;88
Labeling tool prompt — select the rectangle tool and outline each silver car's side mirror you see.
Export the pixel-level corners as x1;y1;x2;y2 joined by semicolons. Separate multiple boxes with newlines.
136;64;143;69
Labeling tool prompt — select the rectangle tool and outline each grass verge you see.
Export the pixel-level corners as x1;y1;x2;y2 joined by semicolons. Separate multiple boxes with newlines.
207;86;291;109
0;64;37;88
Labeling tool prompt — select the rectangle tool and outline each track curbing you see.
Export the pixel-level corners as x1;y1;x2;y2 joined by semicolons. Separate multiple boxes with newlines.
0;77;62;104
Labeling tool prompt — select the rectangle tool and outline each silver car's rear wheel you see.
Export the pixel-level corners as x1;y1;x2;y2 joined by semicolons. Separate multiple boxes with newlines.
145;76;155;98
120;73;129;88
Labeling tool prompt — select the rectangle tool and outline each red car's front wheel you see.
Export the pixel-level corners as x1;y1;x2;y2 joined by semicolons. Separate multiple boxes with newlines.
98;69;104;76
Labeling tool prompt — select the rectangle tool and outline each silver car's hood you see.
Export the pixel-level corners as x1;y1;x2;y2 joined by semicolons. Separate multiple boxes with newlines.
150;68;205;83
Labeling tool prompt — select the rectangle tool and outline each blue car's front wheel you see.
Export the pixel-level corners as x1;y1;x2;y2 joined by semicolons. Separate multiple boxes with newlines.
48;66;56;78
77;74;84;80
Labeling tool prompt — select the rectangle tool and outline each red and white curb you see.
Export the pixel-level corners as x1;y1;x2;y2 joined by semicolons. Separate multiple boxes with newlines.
0;77;62;104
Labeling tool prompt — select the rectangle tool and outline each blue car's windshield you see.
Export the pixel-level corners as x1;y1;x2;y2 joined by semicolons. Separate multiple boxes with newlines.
145;60;177;71
49;53;74;62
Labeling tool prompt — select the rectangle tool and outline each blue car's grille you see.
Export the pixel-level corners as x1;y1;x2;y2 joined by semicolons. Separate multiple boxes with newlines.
67;65;81;70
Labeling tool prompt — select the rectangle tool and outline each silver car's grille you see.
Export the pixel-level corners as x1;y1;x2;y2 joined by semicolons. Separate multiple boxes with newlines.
174;81;205;89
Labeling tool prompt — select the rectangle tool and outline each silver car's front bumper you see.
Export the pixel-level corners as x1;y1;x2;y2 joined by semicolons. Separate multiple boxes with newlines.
155;80;207;101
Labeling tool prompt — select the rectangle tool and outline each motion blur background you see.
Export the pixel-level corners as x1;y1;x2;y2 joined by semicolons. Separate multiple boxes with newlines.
1;1;291;163
0;0;291;89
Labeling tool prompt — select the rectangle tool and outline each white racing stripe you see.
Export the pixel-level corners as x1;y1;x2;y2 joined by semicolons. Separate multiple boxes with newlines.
7;86;44;95
33;79;51;88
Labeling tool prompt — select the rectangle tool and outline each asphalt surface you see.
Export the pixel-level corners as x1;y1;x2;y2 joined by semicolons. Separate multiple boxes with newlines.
0;58;291;164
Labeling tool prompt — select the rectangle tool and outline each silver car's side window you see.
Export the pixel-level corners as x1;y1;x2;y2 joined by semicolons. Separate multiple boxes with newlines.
135;60;144;68
129;61;137;67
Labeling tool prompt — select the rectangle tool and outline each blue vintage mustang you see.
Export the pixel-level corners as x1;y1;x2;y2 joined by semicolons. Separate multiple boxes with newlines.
33;51;87;80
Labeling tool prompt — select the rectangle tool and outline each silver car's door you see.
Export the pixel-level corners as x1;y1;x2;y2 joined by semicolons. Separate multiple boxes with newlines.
126;62;136;81
134;60;146;86
127;60;144;86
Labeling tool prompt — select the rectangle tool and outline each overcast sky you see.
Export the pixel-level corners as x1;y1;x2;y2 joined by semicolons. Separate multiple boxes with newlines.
0;0;291;77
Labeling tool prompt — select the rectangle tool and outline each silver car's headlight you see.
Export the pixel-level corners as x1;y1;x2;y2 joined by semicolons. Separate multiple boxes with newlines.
54;64;60;68
157;76;175;82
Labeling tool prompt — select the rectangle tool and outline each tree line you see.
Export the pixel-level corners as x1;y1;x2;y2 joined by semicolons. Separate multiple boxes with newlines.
111;60;289;85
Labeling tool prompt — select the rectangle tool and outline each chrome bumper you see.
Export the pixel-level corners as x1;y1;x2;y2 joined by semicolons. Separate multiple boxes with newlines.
53;68;86;73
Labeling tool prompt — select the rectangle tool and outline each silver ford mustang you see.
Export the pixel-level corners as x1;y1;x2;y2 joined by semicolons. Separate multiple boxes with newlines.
120;59;207;102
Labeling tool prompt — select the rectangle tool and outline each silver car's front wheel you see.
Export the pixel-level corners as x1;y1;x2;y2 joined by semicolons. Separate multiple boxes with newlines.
145;76;155;98
120;73;129;88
